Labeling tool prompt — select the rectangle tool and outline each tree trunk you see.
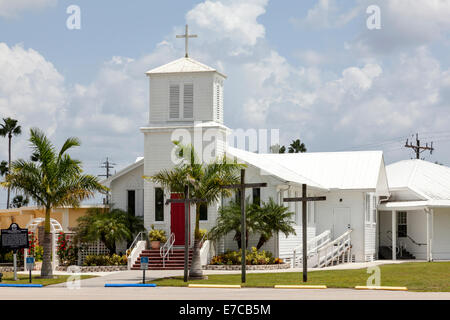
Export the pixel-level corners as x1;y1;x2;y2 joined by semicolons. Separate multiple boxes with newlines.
256;235;266;250
40;207;53;278
189;205;205;279
234;231;241;249
6;134;11;209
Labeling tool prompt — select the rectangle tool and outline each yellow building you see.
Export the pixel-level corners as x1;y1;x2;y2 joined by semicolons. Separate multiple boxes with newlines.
0;205;106;232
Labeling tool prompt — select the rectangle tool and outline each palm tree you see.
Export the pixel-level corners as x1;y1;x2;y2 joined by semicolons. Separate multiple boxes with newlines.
11;195;29;208
255;198;296;250
0;118;22;209
288;139;307;153
148;142;242;279
75;208;144;253
0;161;8;177
2;128;107;277
209;198;261;249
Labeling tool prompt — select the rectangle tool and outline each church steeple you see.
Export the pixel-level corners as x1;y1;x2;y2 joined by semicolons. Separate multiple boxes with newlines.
145;57;226;126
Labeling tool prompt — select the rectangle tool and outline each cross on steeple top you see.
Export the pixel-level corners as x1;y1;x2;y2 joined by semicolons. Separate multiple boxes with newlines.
176;24;198;58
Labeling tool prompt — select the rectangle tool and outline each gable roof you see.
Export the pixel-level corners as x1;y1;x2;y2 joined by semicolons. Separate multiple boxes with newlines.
101;157;144;187
226;147;327;191
226;147;389;195
386;159;450;200
146;57;226;78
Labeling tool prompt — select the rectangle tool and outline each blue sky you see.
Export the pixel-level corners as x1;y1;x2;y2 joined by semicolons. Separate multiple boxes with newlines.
1;0;450;206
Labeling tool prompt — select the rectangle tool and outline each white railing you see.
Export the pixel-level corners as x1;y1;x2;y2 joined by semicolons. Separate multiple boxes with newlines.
316;229;353;268
160;233;175;268
288;230;331;268
126;231;147;258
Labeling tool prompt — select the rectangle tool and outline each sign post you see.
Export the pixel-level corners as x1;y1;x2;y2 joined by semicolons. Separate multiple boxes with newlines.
140;256;149;284
1;223;29;281
26;257;35;283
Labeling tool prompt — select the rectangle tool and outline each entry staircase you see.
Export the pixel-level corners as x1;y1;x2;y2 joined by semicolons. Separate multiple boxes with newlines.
128;232;208;270
131;248;193;270
284;229;353;268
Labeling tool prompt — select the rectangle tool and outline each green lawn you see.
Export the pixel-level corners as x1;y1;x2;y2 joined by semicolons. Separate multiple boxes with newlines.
152;262;450;292
0;272;96;286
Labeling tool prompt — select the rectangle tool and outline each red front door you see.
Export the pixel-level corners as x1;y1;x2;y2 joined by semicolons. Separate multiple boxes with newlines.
170;193;189;246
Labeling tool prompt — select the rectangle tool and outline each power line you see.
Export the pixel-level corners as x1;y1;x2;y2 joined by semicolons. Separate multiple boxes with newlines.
98;157;116;205
404;133;434;159
98;157;116;179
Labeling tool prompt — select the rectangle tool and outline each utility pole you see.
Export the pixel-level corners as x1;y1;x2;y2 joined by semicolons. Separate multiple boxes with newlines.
98;157;116;204
404;133;434;159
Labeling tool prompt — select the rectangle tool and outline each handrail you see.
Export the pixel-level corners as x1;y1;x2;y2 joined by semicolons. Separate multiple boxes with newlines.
316;229;353;268
126;231;146;258
387;230;426;246
160;233;175;268
290;230;331;267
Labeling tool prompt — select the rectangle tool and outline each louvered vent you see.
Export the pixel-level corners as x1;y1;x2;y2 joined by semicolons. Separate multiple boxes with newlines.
216;84;221;121
183;83;193;119
169;84;180;119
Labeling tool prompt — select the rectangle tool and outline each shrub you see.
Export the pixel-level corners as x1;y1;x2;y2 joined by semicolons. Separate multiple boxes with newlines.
210;247;283;265
83;254;127;266
148;225;167;242
57;232;78;266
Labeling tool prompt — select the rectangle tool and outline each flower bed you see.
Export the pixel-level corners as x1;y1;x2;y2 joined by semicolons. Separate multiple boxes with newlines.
210;247;284;266
203;263;290;271
56;265;127;272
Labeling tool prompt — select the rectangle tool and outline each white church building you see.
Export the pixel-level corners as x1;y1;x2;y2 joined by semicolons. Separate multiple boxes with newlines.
103;49;450;267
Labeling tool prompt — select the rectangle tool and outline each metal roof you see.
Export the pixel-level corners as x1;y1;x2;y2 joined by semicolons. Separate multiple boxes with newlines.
226;147;388;194
145;57;226;78
386;159;450;200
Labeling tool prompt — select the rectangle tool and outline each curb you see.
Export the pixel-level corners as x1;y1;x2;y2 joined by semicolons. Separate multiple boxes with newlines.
0;284;43;288
355;286;408;291
104;283;157;287
188;284;241;289
274;285;327;289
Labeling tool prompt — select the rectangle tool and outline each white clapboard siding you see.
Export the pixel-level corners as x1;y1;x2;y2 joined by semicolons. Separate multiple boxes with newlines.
278;226;316;259
364;224;376;261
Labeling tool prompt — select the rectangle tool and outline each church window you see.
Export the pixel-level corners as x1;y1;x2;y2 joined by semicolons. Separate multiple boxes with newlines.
252;188;261;206
169;84;180;119
127;190;135;216
183;83;194;118
397;212;407;238
155;187;164;221
199;203;208;221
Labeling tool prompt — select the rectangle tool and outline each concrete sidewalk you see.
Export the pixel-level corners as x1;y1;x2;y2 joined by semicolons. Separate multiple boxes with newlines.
46;259;420;288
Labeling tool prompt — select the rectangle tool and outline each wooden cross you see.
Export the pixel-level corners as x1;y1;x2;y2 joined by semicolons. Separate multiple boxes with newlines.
165;185;206;282
221;169;267;283
283;184;326;282
176;24;198;58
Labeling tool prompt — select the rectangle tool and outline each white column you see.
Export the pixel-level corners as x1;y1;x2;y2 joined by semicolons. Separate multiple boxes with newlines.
426;209;433;262
391;210;397;260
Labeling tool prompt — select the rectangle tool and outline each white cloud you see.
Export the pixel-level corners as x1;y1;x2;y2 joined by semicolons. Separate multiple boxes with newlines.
291;0;361;29
186;0;268;55
0;43;66;159
0;0;57;18
351;0;450;54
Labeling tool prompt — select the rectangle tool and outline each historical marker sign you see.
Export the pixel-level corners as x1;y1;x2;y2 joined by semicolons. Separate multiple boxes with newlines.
1;223;29;252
